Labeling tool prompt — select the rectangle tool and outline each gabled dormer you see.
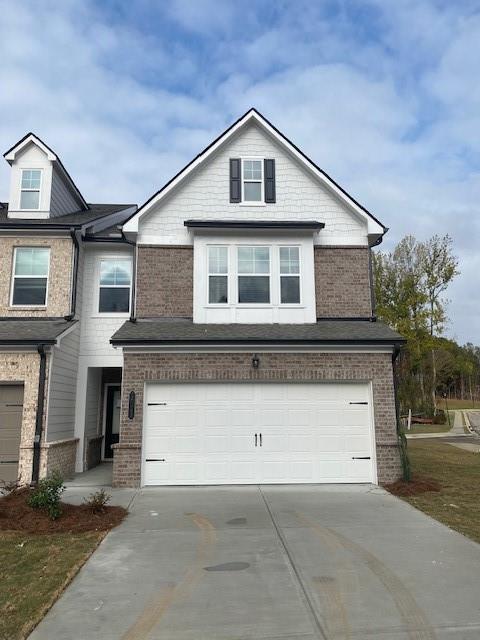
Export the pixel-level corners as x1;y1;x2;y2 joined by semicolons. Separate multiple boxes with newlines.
3;133;88;219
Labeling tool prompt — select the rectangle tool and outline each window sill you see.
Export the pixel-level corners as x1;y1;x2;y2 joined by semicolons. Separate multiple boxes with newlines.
238;202;267;207
90;313;130;319
204;304;306;310
9;305;47;310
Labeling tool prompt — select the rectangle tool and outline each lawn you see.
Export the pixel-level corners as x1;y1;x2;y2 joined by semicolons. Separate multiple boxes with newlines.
407;422;452;434
437;397;478;410
0;531;103;640
391;440;480;544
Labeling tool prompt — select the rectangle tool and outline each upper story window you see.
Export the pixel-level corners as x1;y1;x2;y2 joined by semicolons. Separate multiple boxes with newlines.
280;246;300;304
11;247;50;306
98;259;132;313
20;170;42;210
238;246;270;303
208;246;228;303
242;159;263;202
230;158;276;204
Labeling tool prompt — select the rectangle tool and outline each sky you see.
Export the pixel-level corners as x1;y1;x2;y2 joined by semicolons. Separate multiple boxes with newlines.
0;0;479;344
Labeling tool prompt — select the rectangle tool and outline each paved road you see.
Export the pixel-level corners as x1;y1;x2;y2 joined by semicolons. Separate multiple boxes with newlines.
30;485;480;640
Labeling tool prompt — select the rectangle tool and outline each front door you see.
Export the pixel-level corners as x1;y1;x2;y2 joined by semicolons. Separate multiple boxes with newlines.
0;385;24;483
104;385;121;459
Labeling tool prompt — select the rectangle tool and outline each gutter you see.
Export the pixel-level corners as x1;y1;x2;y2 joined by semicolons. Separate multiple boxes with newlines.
121;231;137;323
31;345;47;485
64;228;80;320
392;346;402;435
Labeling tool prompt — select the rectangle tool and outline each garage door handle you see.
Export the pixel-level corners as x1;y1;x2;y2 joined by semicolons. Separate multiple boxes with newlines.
352;456;371;460
0;460;19;464
146;458;166;462
259;433;262;447
255;433;257;447
349;402;368;405
5;403;23;407
147;403;167;406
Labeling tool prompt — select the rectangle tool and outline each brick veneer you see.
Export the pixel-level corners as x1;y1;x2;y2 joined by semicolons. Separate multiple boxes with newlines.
41;438;78;479
0;236;73;317
315;247;372;317
136;246;193;317
113;351;401;487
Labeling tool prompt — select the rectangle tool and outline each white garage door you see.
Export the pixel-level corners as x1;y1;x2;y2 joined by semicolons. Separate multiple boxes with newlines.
143;382;375;486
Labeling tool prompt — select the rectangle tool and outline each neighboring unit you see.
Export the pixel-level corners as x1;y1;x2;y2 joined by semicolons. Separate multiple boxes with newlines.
0;110;405;488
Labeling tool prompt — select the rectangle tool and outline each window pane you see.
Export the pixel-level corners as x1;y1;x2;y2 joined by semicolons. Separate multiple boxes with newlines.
208;247;228;274
114;263;131;285
243;160;262;180
238;247;269;274
21;170;41;189
209;276;228;303
281;276;300;304
15;248;49;276
20;190;39;209
254;247;270;273
99;287;130;313
280;247;300;274
238;276;270;303
12;277;47;305
100;260;131;286
244;182;261;201
238;247;254;274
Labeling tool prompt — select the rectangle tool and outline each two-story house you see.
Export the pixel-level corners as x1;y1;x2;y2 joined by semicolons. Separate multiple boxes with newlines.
0;109;405;489
0;133;136;485
110;109;405;488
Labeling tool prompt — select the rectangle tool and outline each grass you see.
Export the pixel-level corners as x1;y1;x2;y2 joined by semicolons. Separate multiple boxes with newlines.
397;440;480;544
437;398;478;410
407;423;452;434
0;531;103;640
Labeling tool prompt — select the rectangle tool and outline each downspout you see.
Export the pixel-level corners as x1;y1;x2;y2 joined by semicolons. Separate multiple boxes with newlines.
392;346;401;433
122;231;137;323
368;248;376;320
64;228;80;321
31;345;47;485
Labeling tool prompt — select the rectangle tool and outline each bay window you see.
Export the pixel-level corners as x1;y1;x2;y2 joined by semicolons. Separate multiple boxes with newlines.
238;246;270;303
280;246;300;304
208;246;228;303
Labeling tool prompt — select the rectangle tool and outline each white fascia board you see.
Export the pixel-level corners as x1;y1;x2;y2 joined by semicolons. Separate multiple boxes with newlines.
4;134;57;163
123;109;385;238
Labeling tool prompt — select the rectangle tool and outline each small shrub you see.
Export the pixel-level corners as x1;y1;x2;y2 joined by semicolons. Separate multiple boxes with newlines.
83;488;111;513
27;471;65;520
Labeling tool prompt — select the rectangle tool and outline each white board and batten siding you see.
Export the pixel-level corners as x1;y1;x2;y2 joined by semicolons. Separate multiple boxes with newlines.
137;122;369;247
143;382;376;486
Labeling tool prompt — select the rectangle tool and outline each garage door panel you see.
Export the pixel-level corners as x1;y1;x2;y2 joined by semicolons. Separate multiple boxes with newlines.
143;382;374;485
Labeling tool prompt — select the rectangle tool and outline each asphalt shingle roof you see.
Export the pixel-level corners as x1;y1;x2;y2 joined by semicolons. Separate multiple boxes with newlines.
111;318;405;345
0;203;135;227
0;319;77;344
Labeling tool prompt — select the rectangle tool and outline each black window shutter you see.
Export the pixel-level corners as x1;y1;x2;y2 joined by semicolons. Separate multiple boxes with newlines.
264;159;276;203
230;158;241;203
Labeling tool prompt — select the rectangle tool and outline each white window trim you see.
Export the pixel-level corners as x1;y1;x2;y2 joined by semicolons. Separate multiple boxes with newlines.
237;245;271;305
19;169;43;211
279;245;302;306
240;157;265;206
207;245;229;306
94;256;133;317
10;246;50;308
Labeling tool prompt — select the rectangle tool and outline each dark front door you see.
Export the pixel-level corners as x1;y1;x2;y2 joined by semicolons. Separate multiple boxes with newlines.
104;385;121;459
0;385;24;483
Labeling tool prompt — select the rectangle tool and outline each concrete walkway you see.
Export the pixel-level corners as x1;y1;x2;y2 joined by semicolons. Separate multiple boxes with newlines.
29;485;480;640
406;410;469;439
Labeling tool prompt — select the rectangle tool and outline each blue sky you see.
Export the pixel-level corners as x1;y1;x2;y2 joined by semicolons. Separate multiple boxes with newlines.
0;0;479;343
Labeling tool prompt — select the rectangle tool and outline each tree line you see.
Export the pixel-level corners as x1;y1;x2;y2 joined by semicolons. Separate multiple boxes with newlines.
372;234;478;415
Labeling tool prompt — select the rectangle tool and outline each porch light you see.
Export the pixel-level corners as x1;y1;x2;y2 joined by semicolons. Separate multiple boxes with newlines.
252;354;260;369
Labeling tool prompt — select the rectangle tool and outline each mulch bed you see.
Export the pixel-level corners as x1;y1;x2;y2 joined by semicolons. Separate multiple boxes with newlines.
384;476;442;497
0;488;127;534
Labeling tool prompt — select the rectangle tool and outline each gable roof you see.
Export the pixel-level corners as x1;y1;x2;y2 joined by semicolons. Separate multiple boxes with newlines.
123;108;387;241
4;132;89;211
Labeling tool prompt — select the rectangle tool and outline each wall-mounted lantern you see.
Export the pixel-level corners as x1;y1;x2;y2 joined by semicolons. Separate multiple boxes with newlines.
252;354;260;369
128;391;136;419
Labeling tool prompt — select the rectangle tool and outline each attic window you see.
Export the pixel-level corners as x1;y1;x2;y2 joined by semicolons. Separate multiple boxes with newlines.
242;159;263;202
20;170;41;210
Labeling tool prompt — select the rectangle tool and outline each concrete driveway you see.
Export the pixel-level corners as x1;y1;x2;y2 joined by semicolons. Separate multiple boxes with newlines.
30;485;480;640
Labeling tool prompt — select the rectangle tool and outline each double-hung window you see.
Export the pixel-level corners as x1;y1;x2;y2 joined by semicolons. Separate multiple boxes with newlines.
280;246;300;304
20;170;41;210
238;246;270;303
11;247;50;306
208;246;228;303
98;259;132;313
242;159;263;202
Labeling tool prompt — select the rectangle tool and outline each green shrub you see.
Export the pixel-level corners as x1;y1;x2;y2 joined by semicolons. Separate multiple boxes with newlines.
27;471;65;520
83;488;111;513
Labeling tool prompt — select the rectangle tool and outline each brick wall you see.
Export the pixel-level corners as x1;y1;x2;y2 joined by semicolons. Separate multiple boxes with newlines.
0;236;73;317
113;351;401;487
42;438;78;479
136;246;193;317
315;247;372;317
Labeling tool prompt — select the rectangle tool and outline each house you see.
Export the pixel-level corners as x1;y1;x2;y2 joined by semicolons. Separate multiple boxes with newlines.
0;109;405;489
0;133;136;484
110;109;405;487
